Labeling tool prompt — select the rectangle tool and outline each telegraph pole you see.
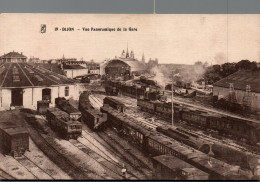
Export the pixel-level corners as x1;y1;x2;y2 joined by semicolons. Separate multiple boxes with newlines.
171;71;174;126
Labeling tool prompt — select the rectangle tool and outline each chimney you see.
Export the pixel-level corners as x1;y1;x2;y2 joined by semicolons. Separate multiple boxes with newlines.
21;52;23;55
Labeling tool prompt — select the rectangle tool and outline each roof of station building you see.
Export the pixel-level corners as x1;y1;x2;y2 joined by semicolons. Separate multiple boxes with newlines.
213;70;260;93
0;62;76;88
105;58;147;72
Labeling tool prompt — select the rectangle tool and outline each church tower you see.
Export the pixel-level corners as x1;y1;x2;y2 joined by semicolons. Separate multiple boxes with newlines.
126;43;129;58
142;52;145;63
121;50;126;58
130;50;134;59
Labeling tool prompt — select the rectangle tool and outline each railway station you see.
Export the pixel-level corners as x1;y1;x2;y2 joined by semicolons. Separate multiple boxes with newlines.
1;12;260;181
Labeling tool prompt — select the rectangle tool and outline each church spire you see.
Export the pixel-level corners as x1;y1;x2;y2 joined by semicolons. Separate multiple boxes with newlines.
126;43;129;58
142;52;145;63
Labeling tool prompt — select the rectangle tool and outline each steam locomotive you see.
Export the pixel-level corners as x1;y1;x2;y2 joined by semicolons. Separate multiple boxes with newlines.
104;80;167;101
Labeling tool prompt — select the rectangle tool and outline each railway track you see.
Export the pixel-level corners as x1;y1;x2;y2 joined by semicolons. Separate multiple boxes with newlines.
69;136;135;180
97;129;152;179
23;120;99;180
81;128;148;179
0;168;16;180
79;93;150;179
15;155;54;180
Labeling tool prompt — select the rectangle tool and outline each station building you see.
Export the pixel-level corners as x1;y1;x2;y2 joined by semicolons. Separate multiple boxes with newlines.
0;52;80;110
63;64;88;79
213;70;260;111
100;48;147;77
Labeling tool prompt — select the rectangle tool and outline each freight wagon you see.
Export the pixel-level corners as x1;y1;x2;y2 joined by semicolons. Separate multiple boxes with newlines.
152;155;209;180
79;91;107;130
103;97;126;113
55;97;81;120
0;122;29;157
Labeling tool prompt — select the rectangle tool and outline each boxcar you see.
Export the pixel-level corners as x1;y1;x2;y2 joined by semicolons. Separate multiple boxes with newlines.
103;97;126;113
137;99;157;112
81;108;107;130
37;100;50;114
0;126;29;157
152;155;209;180
55;97;81;120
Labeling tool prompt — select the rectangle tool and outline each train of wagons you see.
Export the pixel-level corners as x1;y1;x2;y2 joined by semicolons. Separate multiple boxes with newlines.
0;122;29;157
104;80;260;145
137;98;260;145
46;107;82;140
77;93;256;179
100;104;251;180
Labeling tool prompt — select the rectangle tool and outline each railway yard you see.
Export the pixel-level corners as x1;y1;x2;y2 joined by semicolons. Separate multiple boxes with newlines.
0;80;260;180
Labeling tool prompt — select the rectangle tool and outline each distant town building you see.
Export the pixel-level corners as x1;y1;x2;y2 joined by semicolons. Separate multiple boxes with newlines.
86;60;100;74
213;70;260;111
0;51;27;63
28;57;41;63
56;54;78;65
63;65;88;79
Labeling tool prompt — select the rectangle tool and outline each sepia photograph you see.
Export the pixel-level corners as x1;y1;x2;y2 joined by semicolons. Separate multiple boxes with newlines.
0;13;260;180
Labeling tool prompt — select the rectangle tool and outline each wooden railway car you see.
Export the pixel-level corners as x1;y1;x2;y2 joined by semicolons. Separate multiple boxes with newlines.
152;155;209;180
103;96;126;113
180;108;209;129
137;99;157;112
26;115;48;134
104;80;119;96
137;98;260;145
46;108;82;139
81;108;107;130
37;100;50;114
156;126;211;154
55;97;81;120
0;123;29;157
79;91;107;130
100;105;253;180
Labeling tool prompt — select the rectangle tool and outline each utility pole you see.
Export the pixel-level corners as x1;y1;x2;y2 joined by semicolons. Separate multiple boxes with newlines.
172;71;174;126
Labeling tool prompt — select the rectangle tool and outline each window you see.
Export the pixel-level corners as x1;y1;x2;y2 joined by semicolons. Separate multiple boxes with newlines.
65;86;69;96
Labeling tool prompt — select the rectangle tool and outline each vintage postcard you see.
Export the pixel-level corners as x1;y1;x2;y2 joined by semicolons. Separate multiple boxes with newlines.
0;13;259;180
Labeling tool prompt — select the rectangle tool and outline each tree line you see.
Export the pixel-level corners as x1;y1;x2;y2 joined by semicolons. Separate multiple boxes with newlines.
200;60;259;84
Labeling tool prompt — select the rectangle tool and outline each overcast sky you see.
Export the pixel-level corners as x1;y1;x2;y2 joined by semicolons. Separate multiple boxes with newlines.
0;14;259;64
